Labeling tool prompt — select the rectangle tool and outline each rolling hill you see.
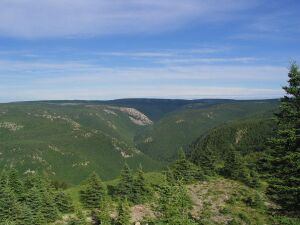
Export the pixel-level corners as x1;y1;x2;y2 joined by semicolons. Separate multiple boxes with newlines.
0;102;161;184
134;100;278;161
188;116;276;169
39;98;234;121
0;99;279;184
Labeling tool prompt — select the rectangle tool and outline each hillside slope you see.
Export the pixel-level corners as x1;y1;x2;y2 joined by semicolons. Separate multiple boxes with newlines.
39;98;234;121
135;100;278;161
67;173;275;225
0;102;161;184
0;99;279;184
188;117;276;168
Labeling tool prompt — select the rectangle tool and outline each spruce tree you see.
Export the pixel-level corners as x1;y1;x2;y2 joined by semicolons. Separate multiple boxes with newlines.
132;165;151;204
157;181;196;225
80;172;107;209
17;203;35;225
189;145;217;175
222;148;247;180
55;191;74;213
0;186;19;223
0;169;69;224
169;150;205;184
40;190;59;223
91;198;112;225
267;63;300;213
165;167;176;184
115;164;135;201
0;171;8;193
116;198;131;225
25;187;46;224
8;169;23;199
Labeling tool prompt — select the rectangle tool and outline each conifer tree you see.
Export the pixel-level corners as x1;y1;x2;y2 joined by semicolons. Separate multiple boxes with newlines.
267;63;300;213
8;169;23;199
222;148;247;180
25;187;46;224
0;171;8;192
116;198;131;225
17;203;35;225
191;146;217;175
169;150;205;184
80;172;107;209
0;169;73;224
40;190;59;223
55;191;74;213
132;165;151;203
157;181;196;225
91;198;112;225
165;167;176;184
0;186;19;223
222;148;260;187
115;164;135;201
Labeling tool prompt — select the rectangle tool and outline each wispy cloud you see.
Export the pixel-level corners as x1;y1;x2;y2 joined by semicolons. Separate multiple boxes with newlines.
0;59;287;81
0;56;287;102
0;85;283;102
92;47;225;58
0;0;256;38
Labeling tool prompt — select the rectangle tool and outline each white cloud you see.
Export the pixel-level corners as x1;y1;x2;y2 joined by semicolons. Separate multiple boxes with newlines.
0;59;287;82
0;57;287;102
0;85;283;102
92;47;226;58
0;0;255;38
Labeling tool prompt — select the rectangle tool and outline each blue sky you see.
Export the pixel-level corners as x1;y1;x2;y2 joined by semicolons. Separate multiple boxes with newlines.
0;0;299;102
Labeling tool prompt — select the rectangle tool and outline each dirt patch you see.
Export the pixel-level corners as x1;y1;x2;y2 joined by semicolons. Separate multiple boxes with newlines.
187;179;234;224
131;204;155;223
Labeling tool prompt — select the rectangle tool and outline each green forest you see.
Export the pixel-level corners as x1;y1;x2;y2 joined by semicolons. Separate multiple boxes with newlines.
0;64;299;224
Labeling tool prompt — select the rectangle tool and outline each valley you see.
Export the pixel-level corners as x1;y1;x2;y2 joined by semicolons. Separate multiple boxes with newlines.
0;99;278;184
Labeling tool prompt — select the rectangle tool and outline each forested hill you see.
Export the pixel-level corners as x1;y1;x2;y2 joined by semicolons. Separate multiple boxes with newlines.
135;100;278;161
0;102;162;184
0;99;278;184
31;98;277;121
188;117;275;172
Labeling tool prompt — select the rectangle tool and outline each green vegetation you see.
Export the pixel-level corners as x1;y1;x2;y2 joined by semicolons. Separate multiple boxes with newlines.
114;164;151;204
135;100;278;161
116;199;131;225
80;172;107;209
0;65;299;224
0;169;73;224
266;63;300;214
0;102;162;184
0;99;277;184
166;150;205;184
55;191;75;213
188;117;275;187
155;181;196;225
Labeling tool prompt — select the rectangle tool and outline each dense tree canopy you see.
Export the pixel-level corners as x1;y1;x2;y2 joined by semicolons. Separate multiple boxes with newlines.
0;169;68;224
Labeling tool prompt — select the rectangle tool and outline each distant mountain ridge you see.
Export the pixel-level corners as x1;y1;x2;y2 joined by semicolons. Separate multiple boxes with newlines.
24;98;278;120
